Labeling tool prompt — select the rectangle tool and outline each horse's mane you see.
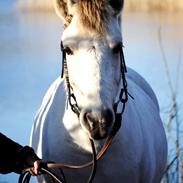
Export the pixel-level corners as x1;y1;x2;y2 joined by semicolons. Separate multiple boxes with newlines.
77;0;111;33
54;0;121;33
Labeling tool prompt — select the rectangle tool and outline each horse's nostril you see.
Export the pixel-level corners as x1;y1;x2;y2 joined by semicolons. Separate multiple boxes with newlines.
82;108;114;139
83;109;113;129
85;112;95;123
83;111;96;130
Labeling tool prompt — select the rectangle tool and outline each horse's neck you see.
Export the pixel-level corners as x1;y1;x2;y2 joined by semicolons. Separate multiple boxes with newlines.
63;107;102;154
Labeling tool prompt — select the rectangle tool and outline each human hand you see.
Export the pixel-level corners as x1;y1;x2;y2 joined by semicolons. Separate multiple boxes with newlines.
29;160;42;176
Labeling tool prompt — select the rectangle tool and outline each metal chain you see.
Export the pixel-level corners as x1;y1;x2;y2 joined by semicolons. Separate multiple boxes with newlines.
60;42;80;116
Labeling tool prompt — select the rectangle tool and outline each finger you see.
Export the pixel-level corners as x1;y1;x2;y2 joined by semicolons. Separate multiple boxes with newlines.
34;160;42;175
29;168;36;176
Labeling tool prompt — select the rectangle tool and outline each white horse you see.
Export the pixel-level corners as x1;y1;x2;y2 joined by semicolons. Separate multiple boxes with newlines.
30;0;167;182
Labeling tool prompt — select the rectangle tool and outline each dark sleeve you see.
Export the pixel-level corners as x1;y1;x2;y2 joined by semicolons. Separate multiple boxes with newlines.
0;133;40;174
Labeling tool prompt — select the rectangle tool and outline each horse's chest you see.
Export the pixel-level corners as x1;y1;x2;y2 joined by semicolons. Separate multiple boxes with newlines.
59;156;139;183
95;150;140;183
50;144;140;183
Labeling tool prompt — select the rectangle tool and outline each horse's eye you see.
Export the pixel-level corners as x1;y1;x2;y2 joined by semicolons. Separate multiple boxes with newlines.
112;43;122;54
64;46;73;55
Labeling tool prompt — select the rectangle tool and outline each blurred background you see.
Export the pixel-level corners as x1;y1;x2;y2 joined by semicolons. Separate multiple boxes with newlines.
0;0;182;182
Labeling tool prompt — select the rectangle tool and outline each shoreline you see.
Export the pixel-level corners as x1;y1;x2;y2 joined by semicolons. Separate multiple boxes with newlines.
16;1;183;13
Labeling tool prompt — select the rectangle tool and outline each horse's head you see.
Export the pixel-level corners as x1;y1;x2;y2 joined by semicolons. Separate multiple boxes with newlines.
55;0;124;140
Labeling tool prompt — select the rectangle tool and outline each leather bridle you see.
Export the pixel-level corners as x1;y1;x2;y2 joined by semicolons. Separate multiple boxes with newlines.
19;16;129;183
60;40;128;116
57;39;128;182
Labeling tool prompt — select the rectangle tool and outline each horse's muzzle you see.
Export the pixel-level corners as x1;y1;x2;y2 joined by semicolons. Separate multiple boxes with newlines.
81;108;114;140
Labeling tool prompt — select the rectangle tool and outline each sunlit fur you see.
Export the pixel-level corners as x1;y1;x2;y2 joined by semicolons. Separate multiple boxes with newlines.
30;0;167;182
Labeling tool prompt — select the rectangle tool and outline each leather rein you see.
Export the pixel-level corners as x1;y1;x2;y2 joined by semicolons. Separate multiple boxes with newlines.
19;16;128;183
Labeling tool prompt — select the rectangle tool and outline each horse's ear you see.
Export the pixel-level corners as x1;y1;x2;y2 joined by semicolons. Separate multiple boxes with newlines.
54;0;68;21
54;0;77;20
54;0;78;23
109;0;124;15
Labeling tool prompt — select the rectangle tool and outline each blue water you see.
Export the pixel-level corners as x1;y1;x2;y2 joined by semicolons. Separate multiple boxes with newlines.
0;2;183;182
0;4;62;182
0;0;16;12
